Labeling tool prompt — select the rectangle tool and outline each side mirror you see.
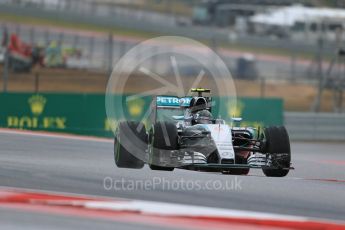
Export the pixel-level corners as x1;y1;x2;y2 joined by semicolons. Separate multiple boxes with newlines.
172;115;185;120
231;117;242;122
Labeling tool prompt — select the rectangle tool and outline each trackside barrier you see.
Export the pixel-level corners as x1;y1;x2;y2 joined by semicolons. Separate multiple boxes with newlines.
0;93;283;137
285;112;345;141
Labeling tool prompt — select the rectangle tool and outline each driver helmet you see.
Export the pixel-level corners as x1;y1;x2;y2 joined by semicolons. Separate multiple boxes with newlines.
190;97;207;113
193;109;213;124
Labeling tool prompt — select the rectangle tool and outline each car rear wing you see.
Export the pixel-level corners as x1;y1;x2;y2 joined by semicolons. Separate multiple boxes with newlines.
148;96;191;125
156;96;191;108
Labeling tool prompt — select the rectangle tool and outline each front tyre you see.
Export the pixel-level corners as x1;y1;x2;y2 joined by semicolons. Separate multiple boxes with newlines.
262;126;291;177
114;121;147;169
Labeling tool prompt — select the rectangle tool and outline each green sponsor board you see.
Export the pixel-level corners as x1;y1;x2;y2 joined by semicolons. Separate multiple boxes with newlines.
217;97;283;128
0;93;108;137
0;93;283;137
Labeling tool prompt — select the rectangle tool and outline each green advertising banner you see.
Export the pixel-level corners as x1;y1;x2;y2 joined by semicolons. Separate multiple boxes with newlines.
218;97;284;128
0;93;283;137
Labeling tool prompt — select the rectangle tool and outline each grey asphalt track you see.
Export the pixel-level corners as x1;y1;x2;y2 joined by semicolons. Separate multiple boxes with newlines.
0;131;345;229
0;208;180;230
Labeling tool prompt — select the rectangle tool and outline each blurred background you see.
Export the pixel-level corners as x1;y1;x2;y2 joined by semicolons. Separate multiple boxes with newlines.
1;0;345;140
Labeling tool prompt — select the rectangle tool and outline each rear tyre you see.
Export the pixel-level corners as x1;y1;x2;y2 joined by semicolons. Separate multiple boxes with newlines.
262;126;291;177
114;121;146;169
149;121;177;171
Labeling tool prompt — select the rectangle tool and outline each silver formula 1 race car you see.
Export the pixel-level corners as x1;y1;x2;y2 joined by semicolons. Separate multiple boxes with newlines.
114;89;293;177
